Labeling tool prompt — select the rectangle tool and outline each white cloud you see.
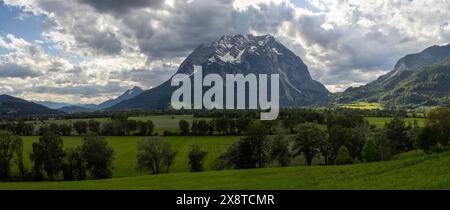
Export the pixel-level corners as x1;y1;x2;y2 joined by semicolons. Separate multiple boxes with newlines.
233;0;290;10
2;0;450;103
0;36;11;49
279;0;450;91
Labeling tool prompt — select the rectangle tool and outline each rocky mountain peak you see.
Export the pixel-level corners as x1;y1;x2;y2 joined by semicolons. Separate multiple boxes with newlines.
109;34;331;110
335;42;450;106
393;43;450;73
126;86;144;96
206;34;281;65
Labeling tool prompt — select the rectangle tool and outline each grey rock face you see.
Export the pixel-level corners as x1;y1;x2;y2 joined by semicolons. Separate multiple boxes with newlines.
111;34;330;110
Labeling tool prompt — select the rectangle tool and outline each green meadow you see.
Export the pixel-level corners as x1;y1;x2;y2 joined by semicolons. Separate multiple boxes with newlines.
20;135;239;177
30;115;207;134
1;151;449;190
1;115;434;190
365;117;426;128
17;135;319;178
339;102;383;110
30;114;427;134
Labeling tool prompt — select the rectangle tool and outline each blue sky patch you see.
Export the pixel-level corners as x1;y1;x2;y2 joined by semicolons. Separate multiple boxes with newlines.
0;1;50;54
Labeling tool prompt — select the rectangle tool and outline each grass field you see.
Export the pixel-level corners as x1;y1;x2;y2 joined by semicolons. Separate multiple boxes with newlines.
30;115;208;134
3;115;436;190
17;135;319;178
1;151;448;190
19;135;240;177
365;117;426;128
340;102;383;110
32;114;426;135
15;116;427;177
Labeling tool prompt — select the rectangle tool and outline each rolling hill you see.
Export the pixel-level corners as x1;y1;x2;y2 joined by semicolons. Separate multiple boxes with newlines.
33;101;76;109
0;94;62;118
34;86;144;111
335;43;450;106
57;105;95;113
0;151;448;190
32;101;97;110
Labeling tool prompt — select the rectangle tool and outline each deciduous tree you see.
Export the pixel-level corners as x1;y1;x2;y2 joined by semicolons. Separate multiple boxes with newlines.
88;120;100;134
80;134;114;179
179;120;190;136
137;137;177;174
293;123;326;166
188;144;207;172
73;121;88;135
30;133;65;181
0;131;23;180
270;135;291;167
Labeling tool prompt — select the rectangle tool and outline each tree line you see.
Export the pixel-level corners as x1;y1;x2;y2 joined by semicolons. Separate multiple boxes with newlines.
2;106;449;182
1;107;449;182
0;131;115;181
177;117;272;136
0;132;211;182
0;108;417;137
211;106;450;170
0;117;155;137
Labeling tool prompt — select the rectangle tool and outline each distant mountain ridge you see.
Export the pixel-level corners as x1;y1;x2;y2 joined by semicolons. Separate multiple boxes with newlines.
110;34;331;110
0;94;62;118
8;40;450;112
57;105;95;113
34;86;144;111
33;101;97;110
97;86;144;109
335;43;450;106
0;86;144;117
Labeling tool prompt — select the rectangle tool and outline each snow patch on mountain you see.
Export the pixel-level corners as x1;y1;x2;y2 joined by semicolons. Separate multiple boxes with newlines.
272;47;282;55
206;34;281;64
217;52;236;63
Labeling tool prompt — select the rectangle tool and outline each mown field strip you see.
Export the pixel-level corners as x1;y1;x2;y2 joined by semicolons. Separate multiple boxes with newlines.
1;152;448;190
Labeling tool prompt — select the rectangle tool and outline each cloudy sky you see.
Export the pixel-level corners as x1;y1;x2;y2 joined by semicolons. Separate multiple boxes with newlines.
1;0;450;104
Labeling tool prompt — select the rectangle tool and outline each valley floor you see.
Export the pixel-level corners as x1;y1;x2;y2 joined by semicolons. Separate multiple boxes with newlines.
1;151;449;190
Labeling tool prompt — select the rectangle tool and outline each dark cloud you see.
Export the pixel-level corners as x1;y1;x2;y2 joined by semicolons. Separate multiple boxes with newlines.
75;30;122;54
6;0;450;97
110;67;177;89
31;82;125;97
66;66;83;74
285;12;424;88
78;0;165;13
122;0;293;59
25;0;294;59
0;63;42;78
124;0;237;58
35;0;124;55
48;61;66;72
231;3;295;34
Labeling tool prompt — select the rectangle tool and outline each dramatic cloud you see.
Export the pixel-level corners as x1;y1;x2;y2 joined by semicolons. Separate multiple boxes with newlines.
0;63;41;78
278;0;450;91
0;34;71;76
2;0;450;103
79;0;165;13
110;65;178;89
